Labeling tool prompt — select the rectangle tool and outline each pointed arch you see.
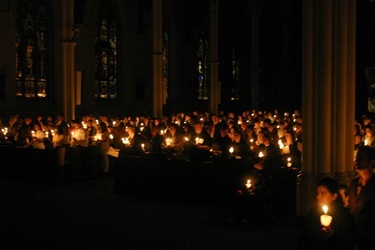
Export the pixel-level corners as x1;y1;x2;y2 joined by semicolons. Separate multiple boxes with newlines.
15;0;51;98
94;1;119;99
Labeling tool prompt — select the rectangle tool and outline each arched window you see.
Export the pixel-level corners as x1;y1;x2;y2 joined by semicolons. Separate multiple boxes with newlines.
95;7;117;99
231;48;240;101
197;32;208;100
15;0;49;98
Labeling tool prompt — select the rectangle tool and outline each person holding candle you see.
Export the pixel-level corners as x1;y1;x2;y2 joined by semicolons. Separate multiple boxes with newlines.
97;122;110;176
229;157;271;227
348;145;375;250
299;177;355;250
32;122;46;150
211;123;231;158
162;123;184;154
184;118;212;161
144;124;163;153
228;125;251;160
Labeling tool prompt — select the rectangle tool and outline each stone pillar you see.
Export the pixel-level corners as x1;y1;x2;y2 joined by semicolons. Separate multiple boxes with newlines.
209;0;219;114
152;0;163;119
60;0;76;121
248;0;263;109
298;0;356;216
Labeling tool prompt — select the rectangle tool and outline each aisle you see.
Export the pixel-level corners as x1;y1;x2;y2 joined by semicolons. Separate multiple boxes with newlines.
0;177;300;249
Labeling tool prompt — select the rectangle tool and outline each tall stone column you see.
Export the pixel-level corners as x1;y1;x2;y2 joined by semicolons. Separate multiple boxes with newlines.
248;0;263;109
152;0;163;119
209;0;219;114
60;0;76;121
297;0;356;216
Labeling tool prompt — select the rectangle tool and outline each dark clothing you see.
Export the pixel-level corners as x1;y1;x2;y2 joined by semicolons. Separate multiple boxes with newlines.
255;143;282;173
299;203;355;250
228;139;251;160
212;135;231;158
231;166;271;225
349;175;375;250
145;134;163;153
184;130;213;161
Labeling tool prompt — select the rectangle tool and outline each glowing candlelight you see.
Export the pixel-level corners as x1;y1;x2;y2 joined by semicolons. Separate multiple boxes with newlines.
258;151;264;158
320;205;332;227
166;138;171;146
229;147;234;154
278;139;284;149
195;137;199;144
31;130;35;137
287;157;292;167
141;143;145;151
184;137;189;141
122;137;130;145
245;179;252;189
109;134;113;140
112;121;116;126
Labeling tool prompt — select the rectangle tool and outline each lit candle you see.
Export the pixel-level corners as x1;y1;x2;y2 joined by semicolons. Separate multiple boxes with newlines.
112;121;116;127
109;134;113;140
31;130;35;137
184;137;189;141
45;131;49;137
320;205;332;227
229;147;234;155
141;143;145;151
258;151;264;158
122;137;130;145
195;137;199;144
278;139;284;149
245;179;252;189
287;157;292;167
166;138;171;146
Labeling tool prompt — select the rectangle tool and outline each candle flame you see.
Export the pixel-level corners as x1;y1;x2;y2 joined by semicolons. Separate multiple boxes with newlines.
229;147;234;154
322;205;328;215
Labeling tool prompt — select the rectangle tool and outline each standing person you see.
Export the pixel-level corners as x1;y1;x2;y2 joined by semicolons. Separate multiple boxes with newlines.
32;123;46;149
349;146;375;250
52;125;66;181
299;177;355;250
97;122;110;175
69;120;88;180
55;113;69;146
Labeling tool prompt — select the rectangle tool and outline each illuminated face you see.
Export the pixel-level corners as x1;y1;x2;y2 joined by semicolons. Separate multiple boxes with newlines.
316;186;337;207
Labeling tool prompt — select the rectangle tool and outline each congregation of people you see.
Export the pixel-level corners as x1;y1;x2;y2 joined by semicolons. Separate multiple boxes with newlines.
1;109;375;249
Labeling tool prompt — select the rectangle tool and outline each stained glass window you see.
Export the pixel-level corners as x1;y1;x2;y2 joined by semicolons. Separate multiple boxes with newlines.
95;10;117;99
197;33;208;100
15;0;49;98
231;48;240;101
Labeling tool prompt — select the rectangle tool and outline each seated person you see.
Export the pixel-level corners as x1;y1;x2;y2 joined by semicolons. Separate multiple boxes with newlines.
184;119;213;161
119;124;146;155
230;157;271;225
163;123;184;154
144;125;163;153
228;125;251;159
211;123;231;158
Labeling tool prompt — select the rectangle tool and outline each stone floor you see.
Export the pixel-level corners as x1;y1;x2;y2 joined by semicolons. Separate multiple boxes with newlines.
0;176;302;249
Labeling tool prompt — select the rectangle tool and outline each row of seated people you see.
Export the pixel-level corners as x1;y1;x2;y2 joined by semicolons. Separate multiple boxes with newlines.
0;111;304;172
